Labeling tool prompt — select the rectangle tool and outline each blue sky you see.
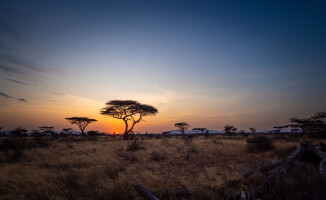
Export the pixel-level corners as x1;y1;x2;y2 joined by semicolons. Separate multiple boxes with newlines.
0;0;325;132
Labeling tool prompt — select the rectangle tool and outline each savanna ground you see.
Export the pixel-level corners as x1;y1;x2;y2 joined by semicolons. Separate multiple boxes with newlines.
0;134;325;200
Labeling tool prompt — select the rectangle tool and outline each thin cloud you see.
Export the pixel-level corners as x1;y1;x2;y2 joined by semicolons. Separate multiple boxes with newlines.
0;55;43;72
0;65;24;74
5;78;29;85
52;92;66;96
17;98;28;102
0;91;12;98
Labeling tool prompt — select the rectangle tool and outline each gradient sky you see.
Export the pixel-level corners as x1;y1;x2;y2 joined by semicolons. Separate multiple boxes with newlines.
1;0;326;133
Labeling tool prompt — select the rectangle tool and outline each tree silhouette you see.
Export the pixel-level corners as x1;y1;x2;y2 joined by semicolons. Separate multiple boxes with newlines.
249;127;256;134
192;128;207;134
62;128;72;135
11;127;28;137
39;126;54;135
175;122;190;134
224;125;237;135
273;125;288;133
287;112;326;134
100;100;158;140
65;117;97;135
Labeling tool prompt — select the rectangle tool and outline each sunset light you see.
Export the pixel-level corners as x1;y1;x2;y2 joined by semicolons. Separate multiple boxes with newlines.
0;1;326;199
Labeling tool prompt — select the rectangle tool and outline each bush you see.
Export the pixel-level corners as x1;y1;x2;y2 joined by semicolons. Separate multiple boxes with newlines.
127;137;145;151
247;135;274;152
150;150;166;161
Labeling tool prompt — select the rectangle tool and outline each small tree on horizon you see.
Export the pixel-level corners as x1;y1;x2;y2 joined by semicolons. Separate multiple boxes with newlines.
100;100;158;140
62;128;73;135
175;122;190;134
249;127;257;134
224;125;237;135
65;117;97;135
11;127;28;137
192;128;207;134
39;126;54;135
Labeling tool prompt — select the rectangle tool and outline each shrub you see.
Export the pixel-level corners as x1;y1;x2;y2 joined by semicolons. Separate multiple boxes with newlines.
150;150;166;161
34;136;50;148
103;163;124;179
6;148;24;163
247;135;274;152
127;137;145;151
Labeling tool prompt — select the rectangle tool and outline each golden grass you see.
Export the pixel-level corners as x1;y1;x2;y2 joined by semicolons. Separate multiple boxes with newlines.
0;135;325;199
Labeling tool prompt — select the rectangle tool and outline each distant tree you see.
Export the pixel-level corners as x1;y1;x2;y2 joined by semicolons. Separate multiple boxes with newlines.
291;128;300;133
39;126;54;135
273;125;288;133
249;127;257;134
175;122;190;135
87;130;99;136
162;131;170;135
11;127;28;137
224;125;237;135
62;128;73;135
288;112;326;134
192;128;207;134
100;100;158;140
65;117;97;135
239;130;245;134
31;130;41;136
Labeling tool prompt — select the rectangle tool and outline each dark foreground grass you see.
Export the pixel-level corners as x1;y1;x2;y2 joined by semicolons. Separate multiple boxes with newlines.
0;135;325;200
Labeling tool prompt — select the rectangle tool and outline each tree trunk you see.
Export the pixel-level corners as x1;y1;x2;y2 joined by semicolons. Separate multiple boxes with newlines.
124;120;128;140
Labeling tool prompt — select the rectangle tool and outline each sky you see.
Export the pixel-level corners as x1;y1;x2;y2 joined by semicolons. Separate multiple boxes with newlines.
0;0;326;133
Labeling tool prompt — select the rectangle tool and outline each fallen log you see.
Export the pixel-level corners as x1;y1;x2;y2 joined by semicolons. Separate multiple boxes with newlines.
308;145;326;178
133;184;160;200
309;146;326;159
243;160;284;178
320;158;326;177
239;143;307;200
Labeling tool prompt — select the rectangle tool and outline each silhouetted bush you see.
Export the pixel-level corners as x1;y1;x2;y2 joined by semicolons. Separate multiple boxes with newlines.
34;136;50;148
103;163;124;179
0;138;28;151
150;150;166;161
6;148;24;163
247;135;274;152
127;137;145;151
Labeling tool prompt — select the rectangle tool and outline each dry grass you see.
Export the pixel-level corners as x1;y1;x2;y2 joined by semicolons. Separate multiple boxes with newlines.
0;135;325;199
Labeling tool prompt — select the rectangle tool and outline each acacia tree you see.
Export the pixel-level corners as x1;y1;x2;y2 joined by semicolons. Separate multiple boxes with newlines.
224;125;237;135
62;128;73;135
249;127;257;134
175;122;190;134
100;100;158;140
39;126;54;135
273;125;288;133
65;117;97;135
192;128;207;134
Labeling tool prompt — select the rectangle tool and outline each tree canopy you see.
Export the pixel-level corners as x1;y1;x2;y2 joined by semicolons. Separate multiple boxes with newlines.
100;100;158;139
224;125;237;135
65;117;97;135
174;122;190;134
